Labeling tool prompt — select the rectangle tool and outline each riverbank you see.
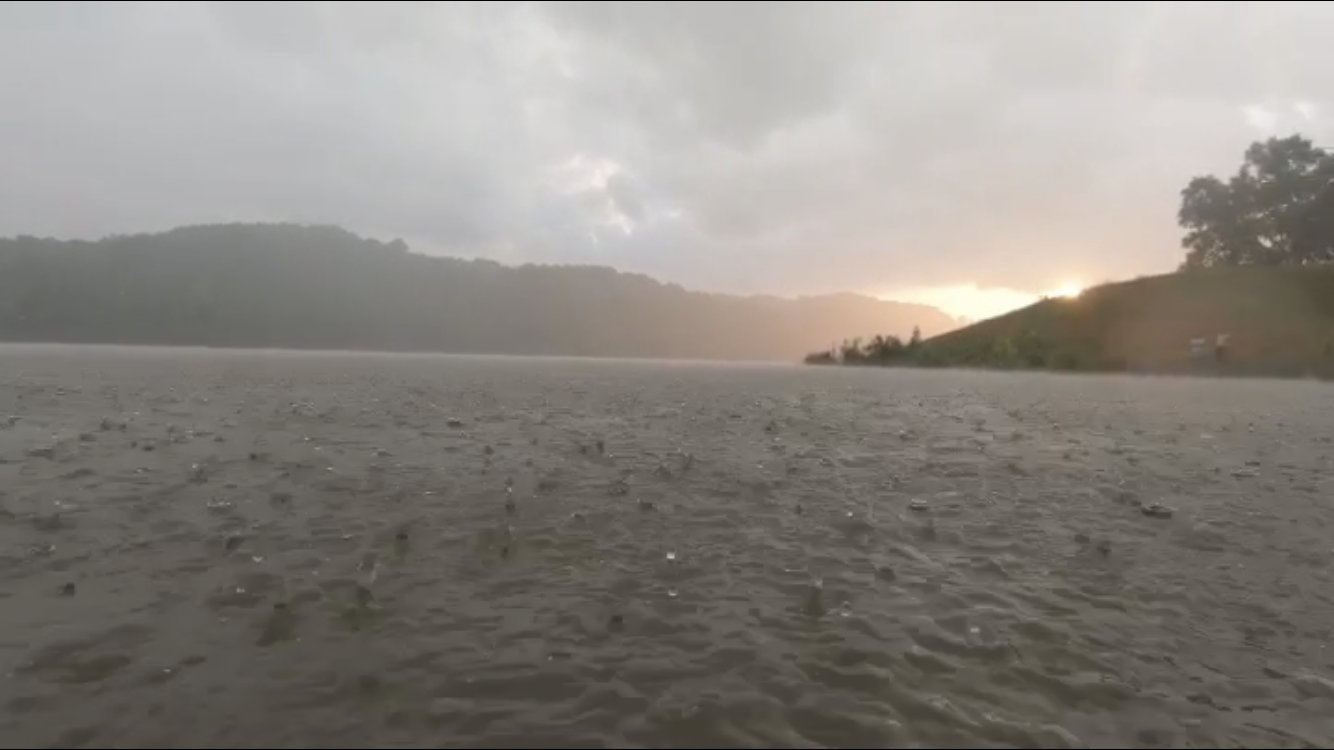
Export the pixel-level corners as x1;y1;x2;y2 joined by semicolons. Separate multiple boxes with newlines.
805;266;1334;380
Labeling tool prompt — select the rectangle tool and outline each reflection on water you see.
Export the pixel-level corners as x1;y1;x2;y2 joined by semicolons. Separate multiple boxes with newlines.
1;345;1333;748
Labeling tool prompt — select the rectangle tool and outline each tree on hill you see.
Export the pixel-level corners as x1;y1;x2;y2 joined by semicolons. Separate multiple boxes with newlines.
1179;134;1334;269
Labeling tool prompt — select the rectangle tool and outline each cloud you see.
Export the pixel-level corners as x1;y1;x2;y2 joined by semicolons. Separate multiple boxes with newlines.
1;1;1332;306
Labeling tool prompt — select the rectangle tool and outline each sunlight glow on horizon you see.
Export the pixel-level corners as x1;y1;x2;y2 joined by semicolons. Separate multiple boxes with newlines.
1047;280;1084;299
884;279;1086;323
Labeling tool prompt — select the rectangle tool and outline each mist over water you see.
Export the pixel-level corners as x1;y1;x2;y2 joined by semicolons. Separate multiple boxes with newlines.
2;345;1332;748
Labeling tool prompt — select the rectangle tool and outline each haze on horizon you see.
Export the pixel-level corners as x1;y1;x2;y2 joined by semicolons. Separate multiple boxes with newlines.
1;1;1331;322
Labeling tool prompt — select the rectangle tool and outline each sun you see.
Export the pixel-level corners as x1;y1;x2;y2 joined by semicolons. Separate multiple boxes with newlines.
1048;281;1084;299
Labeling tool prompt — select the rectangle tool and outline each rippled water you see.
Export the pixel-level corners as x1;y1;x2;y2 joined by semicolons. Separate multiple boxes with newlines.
2;345;1334;748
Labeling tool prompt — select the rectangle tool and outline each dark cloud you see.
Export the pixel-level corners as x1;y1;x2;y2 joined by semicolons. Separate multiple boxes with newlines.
1;1;1331;312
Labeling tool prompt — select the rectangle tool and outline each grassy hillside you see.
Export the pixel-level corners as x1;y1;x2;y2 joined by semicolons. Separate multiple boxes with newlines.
809;266;1334;379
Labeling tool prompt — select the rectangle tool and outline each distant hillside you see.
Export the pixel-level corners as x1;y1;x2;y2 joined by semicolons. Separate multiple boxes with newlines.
809;266;1334;378
0;223;956;361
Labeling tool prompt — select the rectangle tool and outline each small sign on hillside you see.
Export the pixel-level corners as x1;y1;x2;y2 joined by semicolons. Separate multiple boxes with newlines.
1189;337;1208;359
1189;333;1232;362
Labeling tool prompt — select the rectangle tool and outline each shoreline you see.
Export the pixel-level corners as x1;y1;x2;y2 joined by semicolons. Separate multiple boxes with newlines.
802;359;1334;382
0;340;793;367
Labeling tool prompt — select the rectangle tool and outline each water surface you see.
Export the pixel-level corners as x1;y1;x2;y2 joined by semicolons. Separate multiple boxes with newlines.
2;345;1332;748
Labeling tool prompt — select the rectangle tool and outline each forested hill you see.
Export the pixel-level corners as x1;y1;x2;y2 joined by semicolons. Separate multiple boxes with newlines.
0;223;956;361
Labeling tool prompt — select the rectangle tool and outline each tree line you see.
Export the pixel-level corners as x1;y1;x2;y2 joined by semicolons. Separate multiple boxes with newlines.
0;223;956;360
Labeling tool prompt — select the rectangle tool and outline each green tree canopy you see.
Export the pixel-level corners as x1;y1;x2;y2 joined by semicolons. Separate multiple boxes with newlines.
1179;134;1334;269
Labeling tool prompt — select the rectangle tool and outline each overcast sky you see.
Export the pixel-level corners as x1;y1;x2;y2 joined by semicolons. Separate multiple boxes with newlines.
1;1;1330;319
